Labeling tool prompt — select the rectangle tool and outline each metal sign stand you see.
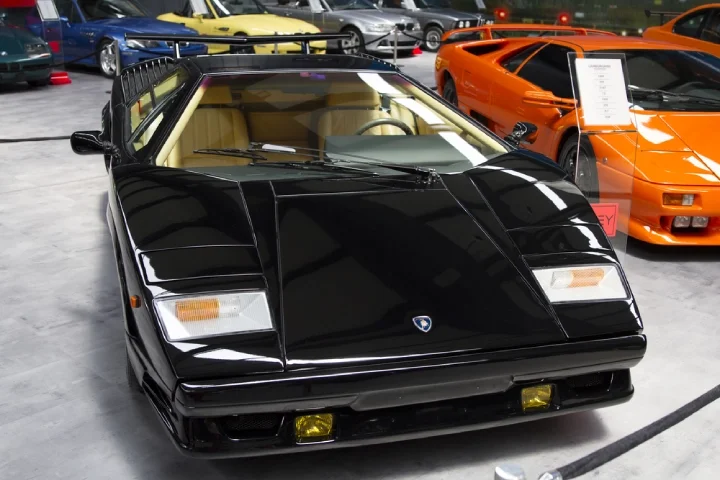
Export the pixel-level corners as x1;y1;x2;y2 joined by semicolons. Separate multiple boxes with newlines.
36;0;70;85
567;51;638;264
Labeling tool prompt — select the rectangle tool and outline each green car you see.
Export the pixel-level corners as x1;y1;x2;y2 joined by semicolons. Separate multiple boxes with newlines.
0;11;52;87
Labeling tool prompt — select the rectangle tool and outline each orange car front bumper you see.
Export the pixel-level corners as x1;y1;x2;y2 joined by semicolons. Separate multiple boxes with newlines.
629;179;720;245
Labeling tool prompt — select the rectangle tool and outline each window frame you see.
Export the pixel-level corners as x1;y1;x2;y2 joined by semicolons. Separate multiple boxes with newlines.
499;42;546;73
672;9;711;39
699;9;720;45
124;68;192;157
514;42;578;100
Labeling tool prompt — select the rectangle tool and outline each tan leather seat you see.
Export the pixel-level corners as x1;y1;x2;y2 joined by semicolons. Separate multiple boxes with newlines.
165;86;250;168
317;85;401;151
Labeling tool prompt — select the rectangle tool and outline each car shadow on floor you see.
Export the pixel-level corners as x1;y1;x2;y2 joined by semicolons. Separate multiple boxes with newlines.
91;193;608;479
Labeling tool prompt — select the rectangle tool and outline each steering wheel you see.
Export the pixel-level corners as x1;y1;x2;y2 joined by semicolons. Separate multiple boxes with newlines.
354;118;415;136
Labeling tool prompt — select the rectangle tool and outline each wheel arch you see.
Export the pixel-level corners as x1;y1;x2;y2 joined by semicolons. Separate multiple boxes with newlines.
424;21;444;32
555;125;580;161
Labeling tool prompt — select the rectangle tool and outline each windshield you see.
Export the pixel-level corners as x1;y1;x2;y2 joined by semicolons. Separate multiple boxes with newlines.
153;71;508;181
325;0;377;11
609;49;720;111
415;0;452;8
77;0;147;19
210;0;266;16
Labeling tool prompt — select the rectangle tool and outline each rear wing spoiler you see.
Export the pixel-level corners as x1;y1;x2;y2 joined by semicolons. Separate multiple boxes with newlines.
441;24;615;46
124;32;350;56
644;9;682;25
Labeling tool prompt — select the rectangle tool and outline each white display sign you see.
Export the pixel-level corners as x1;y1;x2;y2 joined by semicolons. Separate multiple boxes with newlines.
37;0;60;20
574;58;631;127
190;0;210;15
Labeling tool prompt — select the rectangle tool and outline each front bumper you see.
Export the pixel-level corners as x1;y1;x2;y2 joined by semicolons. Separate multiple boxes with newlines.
120;44;208;67
629;178;720;245
131;334;645;458
0;57;51;84
362;30;421;52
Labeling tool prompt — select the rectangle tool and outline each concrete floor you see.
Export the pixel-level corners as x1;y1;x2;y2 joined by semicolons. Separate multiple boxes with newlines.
1;55;719;480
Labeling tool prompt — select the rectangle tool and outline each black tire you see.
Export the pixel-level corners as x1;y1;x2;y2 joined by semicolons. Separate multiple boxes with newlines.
340;26;365;55
423;25;444;52
230;32;255;54
442;75;458;107
28;77;50;87
558;133;600;202
97;39;118;78
126;348;143;393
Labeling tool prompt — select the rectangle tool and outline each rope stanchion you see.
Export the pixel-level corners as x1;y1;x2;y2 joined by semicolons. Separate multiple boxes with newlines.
496;382;720;480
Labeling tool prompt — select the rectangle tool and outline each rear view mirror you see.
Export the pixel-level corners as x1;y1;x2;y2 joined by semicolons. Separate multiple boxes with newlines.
522;90;576;110
71;130;105;155
192;12;204;20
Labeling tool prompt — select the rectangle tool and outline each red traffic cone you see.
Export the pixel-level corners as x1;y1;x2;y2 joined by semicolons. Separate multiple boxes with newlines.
50;71;71;85
412;46;422;55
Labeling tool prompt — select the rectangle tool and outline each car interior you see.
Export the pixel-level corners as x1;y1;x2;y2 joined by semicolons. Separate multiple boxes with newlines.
144;72;505;169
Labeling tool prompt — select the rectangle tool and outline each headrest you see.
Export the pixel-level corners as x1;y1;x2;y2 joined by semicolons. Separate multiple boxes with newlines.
325;83;381;107
200;85;233;105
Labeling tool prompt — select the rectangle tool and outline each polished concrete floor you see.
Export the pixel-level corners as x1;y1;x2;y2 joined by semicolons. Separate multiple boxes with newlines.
1;55;719;480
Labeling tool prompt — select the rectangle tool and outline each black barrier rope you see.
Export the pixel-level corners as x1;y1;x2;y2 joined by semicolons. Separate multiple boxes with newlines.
0;135;71;144
538;382;720;479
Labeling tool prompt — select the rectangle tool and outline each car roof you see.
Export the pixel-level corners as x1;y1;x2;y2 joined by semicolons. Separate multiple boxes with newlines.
186;53;400;74
546;35;698;52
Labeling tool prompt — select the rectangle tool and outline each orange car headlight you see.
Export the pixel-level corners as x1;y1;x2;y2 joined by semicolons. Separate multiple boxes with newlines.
663;193;694;206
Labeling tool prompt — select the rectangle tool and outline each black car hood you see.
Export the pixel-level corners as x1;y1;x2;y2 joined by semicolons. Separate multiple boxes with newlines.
273;174;566;368
114;151;640;379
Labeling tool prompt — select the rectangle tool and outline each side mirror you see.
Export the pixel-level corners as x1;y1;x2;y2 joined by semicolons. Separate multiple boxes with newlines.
522;90;576;110
504;122;538;146
58;15;70;26
192;12;204;20
71;130;105;155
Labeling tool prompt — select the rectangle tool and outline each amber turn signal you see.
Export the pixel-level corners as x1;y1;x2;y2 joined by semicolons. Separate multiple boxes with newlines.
130;295;141;308
295;414;334;443
521;385;553;412
663;193;694;206
175;298;220;322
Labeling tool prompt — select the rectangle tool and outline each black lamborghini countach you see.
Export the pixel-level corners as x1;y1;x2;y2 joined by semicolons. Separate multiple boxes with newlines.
71;33;646;458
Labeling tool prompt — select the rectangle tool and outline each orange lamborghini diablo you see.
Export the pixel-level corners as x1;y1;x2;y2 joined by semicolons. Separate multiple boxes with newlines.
435;35;720;246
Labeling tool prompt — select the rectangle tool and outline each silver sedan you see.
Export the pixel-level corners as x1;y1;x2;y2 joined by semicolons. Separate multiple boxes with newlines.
265;0;422;55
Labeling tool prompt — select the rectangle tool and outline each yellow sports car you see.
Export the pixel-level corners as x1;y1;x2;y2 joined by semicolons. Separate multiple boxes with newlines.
158;0;326;54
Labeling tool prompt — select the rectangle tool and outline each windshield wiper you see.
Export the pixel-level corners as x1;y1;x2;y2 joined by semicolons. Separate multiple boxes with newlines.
193;143;316;161
193;148;267;161
249;160;380;176
628;85;720;106
195;143;440;185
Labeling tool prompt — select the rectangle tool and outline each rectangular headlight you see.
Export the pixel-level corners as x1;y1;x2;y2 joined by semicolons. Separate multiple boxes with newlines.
532;265;629;303
154;291;273;341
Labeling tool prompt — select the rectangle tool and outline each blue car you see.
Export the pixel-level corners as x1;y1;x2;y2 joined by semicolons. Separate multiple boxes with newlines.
27;0;207;78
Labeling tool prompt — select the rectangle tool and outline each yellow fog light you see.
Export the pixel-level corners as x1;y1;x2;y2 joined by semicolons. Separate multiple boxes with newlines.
521;385;553;412
294;413;334;443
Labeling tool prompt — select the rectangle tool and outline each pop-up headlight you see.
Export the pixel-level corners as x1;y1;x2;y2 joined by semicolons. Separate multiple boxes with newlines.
154;291;273;341
532;265;629;303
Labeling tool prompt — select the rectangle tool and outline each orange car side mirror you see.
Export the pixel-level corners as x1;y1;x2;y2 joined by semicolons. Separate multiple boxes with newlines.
523;90;577;110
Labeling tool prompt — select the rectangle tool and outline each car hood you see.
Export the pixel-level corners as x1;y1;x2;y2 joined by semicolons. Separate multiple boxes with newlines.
0;25;37;54
115;151;640;379
335;9;415;24
90;17;198;35
632;110;720;185
221;14;319;34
